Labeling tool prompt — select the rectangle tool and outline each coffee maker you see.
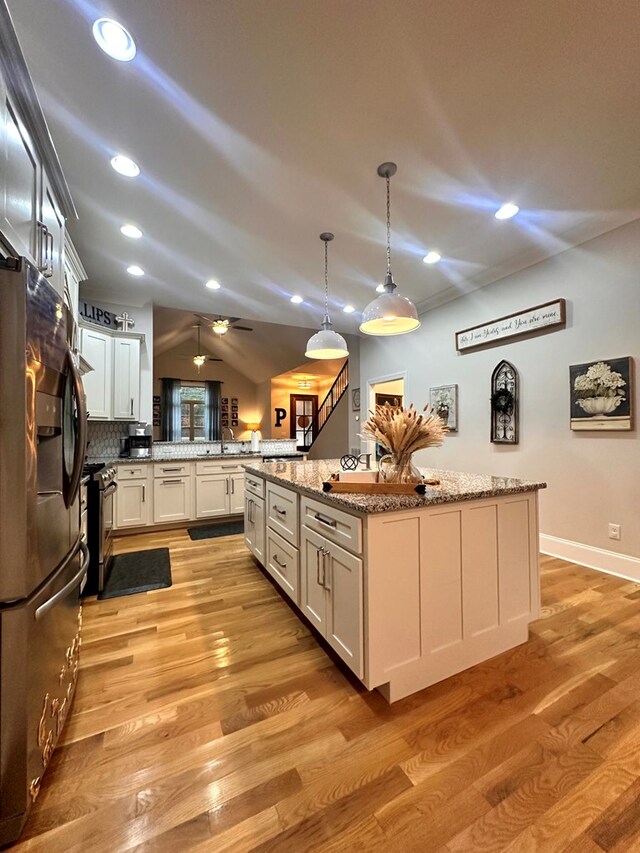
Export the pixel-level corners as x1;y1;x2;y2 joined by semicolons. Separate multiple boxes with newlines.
119;422;152;458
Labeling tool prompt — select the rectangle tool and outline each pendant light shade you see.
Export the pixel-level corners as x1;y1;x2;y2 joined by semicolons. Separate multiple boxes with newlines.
360;163;421;336
305;233;349;360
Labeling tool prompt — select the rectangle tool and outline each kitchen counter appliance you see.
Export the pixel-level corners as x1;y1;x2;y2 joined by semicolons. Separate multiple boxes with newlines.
0;257;89;845
82;462;117;595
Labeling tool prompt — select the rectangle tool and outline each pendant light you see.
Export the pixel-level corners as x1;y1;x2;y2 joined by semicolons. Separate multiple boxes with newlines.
193;324;206;371
360;163;421;336
305;232;349;359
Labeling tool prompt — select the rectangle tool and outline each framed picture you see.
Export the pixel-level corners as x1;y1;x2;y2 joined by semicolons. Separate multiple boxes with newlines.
221;405;228;414
351;388;361;411
231;397;238;405
231;405;238;413
570;357;633;431
231;417;238;427
221;397;229;405
429;384;458;432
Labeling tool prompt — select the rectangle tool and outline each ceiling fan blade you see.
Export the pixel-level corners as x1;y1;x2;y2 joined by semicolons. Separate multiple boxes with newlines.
234;325;253;332
194;313;215;325
207;357;223;362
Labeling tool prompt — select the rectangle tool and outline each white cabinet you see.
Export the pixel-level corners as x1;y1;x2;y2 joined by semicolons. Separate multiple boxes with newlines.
300;525;363;679
112;338;141;420
245;494;265;564
195;473;229;519
81;327;112;420
194;461;246;518
266;526;299;603
1;96;39;263
116;479;150;528
153;476;191;523
40;170;65;295
80;324;143;421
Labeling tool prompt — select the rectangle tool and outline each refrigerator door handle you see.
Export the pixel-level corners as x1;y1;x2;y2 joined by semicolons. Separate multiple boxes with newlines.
35;540;89;621
64;347;88;508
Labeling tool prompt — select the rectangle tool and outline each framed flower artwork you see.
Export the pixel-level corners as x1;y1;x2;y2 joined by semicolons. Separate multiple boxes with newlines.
570;357;633;430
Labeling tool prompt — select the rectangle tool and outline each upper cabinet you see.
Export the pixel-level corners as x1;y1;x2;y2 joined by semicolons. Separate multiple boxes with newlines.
0;4;76;296
80;323;144;421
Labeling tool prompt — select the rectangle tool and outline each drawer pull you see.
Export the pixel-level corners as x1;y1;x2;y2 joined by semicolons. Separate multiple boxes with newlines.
273;554;287;569
161;467;182;472
221;465;238;470
314;512;337;529
162;479;182;484
273;505;287;516
248;479;259;487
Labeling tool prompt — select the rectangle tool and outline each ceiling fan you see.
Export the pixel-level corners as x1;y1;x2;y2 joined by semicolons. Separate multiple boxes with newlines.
194;313;254;337
179;323;223;371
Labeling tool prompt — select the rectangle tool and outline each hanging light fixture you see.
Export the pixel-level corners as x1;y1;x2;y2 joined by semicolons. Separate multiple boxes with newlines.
360;163;420;336
193;324;206;371
297;378;312;390
305;233;349;359
211;319;230;336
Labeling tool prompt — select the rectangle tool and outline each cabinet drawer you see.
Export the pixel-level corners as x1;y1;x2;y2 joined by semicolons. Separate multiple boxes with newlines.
266;482;298;546
154;462;191;478
266;527;299;604
301;496;362;556
245;473;265;499
117;464;149;480
195;460;243;475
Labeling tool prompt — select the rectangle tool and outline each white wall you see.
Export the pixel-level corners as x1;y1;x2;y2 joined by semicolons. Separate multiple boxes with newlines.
359;220;640;565
307;391;350;461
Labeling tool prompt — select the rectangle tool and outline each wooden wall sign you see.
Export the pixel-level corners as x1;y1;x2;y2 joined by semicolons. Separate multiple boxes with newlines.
456;298;566;352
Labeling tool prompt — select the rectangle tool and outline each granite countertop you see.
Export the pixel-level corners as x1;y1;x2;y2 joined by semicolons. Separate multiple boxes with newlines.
244;459;547;514
87;452;304;466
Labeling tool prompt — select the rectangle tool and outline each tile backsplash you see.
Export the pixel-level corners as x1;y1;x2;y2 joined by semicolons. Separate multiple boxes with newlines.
87;422;297;460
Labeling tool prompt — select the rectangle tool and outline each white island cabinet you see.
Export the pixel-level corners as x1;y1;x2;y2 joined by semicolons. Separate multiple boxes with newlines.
244;460;546;703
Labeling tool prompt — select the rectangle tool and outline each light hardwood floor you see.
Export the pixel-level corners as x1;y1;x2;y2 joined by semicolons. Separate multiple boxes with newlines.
11;529;640;852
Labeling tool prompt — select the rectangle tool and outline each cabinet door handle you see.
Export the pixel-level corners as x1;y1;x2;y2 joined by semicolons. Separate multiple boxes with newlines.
162;479;182;484
316;547;325;587
249;498;254;524
314;512;337;529
36;221;49;273
273;505;286;516
46;230;54;277
273;554;286;570
231;479;235;494
142;484;145;502
323;549;331;591
130;398;134;416
225;479;229;495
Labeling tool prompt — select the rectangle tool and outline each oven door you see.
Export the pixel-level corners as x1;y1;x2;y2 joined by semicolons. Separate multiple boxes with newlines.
99;482;117;590
0;538;88;845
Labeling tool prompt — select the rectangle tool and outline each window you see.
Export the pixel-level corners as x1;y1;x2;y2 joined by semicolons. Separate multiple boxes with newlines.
180;384;205;441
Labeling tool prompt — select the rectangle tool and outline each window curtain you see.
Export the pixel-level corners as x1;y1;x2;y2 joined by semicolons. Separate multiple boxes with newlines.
204;380;222;441
160;378;182;441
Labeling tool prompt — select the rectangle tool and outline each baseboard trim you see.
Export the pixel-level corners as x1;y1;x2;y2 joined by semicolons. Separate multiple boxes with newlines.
540;534;640;582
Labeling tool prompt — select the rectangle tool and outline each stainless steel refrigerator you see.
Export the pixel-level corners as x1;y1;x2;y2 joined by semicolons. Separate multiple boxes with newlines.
0;256;88;844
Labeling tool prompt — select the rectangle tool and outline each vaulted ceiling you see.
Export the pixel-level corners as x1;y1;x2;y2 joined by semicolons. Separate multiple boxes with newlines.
9;0;640;331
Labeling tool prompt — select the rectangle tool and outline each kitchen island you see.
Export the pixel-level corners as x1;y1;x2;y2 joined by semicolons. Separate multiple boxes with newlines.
244;459;546;702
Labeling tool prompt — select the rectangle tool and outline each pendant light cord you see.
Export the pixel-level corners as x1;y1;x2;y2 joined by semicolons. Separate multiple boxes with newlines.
386;174;392;275
324;238;329;316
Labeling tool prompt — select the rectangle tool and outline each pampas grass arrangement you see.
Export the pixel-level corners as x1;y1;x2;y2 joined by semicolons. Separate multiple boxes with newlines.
362;402;448;483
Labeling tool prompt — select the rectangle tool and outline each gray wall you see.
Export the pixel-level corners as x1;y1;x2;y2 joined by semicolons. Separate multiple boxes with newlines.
307;391;350;461
359;220;640;560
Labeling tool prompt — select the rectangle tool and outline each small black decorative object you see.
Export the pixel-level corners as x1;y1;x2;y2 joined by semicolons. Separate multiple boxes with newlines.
340;454;359;471
491;360;519;444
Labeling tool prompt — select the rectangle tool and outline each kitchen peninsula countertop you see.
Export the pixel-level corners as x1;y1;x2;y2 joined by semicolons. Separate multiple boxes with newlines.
244;458;546;514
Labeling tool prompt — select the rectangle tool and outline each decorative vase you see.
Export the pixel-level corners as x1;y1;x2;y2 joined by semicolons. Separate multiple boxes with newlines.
577;396;623;416
378;453;423;484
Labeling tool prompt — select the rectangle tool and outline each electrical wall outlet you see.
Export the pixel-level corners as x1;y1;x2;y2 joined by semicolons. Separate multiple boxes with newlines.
608;523;621;540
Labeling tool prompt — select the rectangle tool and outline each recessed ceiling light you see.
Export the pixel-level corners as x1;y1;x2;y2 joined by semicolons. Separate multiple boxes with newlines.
205;279;220;290
376;283;385;293
495;202;519;220
92;18;136;62
126;265;144;276
120;224;142;239
290;295;303;304
111;154;140;177
423;251;441;264
343;304;355;313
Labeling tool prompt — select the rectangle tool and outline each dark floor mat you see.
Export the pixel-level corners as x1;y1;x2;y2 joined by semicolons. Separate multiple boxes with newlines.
187;520;244;541
98;548;172;600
